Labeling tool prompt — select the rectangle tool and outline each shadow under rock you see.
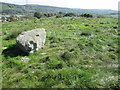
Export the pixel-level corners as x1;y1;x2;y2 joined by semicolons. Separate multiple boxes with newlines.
2;44;29;58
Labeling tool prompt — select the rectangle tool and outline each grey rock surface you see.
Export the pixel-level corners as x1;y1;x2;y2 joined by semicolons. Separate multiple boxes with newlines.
16;28;46;53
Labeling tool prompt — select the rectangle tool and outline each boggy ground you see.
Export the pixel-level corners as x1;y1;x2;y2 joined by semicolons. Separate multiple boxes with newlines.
1;16;119;88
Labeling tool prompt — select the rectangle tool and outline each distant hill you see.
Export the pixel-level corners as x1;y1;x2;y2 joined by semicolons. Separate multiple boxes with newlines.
0;2;118;15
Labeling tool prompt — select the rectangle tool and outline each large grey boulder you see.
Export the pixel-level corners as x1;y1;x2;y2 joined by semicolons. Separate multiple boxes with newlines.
16;28;46;53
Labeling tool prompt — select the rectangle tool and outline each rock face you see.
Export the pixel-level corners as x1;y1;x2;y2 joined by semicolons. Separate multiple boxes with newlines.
16;28;46;53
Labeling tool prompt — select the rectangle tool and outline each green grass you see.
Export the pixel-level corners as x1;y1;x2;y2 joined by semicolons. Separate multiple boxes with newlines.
1;16;119;88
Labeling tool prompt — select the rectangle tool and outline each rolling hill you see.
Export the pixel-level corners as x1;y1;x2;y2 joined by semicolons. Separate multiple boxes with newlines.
0;2;118;15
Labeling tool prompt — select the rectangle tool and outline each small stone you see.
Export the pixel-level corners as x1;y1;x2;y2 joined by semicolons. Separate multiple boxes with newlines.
20;57;30;62
2;47;7;50
40;53;46;55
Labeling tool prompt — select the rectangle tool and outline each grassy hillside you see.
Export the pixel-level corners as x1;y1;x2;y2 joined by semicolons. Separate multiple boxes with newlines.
1;16;119;88
1;2;118;15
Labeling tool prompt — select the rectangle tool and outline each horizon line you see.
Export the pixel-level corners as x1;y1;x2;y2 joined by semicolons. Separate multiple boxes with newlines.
1;2;118;11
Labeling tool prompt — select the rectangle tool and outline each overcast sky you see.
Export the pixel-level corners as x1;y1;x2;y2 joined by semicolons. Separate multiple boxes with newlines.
1;0;119;10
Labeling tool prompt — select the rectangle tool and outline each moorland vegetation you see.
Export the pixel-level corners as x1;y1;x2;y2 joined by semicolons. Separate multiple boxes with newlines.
1;12;119;88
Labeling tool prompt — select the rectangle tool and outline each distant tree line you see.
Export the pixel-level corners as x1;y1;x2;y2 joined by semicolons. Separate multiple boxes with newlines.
1;12;107;22
80;13;93;18
34;12;94;18
34;12;56;18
